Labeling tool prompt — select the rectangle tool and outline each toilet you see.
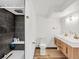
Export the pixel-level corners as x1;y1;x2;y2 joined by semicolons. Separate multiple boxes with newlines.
40;44;46;55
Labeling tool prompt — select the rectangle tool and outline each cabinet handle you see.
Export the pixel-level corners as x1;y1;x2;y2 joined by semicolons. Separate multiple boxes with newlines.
66;48;68;54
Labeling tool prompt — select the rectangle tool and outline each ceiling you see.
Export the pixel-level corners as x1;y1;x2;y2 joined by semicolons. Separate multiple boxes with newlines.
32;0;77;18
5;8;24;15
0;0;24;7
0;0;78;16
0;0;24;15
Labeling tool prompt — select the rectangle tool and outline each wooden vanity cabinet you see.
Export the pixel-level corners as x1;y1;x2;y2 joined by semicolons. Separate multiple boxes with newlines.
54;37;79;59
54;38;68;57
68;47;79;59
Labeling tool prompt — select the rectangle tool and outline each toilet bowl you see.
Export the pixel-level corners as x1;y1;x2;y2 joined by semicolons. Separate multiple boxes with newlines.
40;44;46;55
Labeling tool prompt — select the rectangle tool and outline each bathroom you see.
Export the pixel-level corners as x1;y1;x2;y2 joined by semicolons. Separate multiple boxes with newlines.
26;0;79;59
0;0;79;59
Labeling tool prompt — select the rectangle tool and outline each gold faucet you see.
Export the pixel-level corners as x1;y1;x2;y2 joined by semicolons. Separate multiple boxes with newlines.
64;32;68;36
74;33;79;39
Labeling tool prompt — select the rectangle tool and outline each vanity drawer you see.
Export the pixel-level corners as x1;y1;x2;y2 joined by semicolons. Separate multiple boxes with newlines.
61;41;68;57
54;38;61;46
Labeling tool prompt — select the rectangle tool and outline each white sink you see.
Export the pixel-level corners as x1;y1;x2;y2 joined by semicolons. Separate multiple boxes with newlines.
55;33;79;47
65;37;79;44
55;34;79;44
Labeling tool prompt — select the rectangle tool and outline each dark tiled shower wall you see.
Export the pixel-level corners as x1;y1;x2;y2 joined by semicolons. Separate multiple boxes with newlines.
15;15;24;41
0;9;15;32
0;9;15;58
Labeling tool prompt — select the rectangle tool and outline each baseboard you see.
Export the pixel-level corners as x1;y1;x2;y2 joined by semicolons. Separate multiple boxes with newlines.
36;47;57;49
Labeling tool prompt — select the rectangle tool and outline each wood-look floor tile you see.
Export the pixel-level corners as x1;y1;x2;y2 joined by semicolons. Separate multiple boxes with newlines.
34;48;67;59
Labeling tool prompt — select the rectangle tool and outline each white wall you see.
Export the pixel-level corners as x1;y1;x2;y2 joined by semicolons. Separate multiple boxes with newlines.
61;12;79;35
37;16;50;38
36;15;61;47
25;0;36;59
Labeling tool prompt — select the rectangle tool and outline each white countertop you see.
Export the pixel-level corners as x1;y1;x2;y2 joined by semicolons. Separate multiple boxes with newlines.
54;34;79;48
11;41;24;44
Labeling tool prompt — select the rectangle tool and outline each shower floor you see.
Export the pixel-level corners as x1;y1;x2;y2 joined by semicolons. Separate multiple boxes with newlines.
2;50;24;59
